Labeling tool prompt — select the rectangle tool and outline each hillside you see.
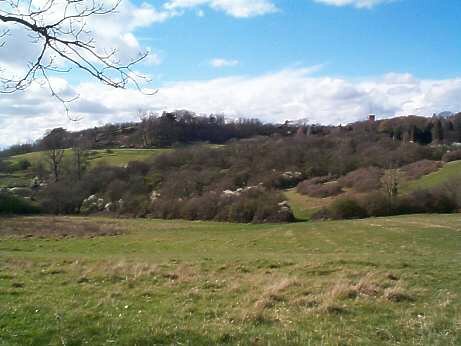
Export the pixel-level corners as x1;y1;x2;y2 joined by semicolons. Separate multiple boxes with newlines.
3;113;461;222
1;214;459;345
286;158;461;219
401;160;461;193
0;148;169;188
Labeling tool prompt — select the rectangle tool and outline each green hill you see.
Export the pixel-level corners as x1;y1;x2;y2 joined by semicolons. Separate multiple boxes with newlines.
0;148;170;188
401;160;461;193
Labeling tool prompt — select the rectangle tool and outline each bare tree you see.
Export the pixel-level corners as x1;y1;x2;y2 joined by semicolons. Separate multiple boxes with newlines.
42;128;66;182
381;167;401;211
138;109;157;147
0;0;151;104
72;136;89;180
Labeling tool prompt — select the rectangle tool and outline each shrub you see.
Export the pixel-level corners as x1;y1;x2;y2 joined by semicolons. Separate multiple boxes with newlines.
0;159;10;173
105;179;129;202
399;189;457;214
150;189;294;223
297;180;343;198
400;160;442;180
442;149;461;162
126;160;150;176
263;171;304;189
80;165;127;195
19;159;31;170
0;191;40;214
119;193;150;217
358;191;391;217
339;167;383;192
326;196;368;220
39;181;87;214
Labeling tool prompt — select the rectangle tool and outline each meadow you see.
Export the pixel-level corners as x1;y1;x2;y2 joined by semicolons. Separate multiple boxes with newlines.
1;149;169;188
1;215;460;345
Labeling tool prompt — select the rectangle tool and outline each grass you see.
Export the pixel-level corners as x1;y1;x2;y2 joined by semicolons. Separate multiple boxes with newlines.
85;148;171;167
401;160;461;193
286;160;461;219
0;148;170;187
283;188;334;220
1;214;460;345
7;148;169;168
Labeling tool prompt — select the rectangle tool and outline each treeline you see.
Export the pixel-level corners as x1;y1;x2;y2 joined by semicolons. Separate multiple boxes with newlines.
2;111;461;158
29;125;452;222
43;111;292;150
374;114;461;144
3;111;461;222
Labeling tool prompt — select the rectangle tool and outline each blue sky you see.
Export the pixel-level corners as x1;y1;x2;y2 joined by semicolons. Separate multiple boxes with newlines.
1;0;461;145
140;0;461;82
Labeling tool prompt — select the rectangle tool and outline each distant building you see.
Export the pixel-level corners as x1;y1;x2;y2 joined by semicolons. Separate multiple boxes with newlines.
368;114;376;122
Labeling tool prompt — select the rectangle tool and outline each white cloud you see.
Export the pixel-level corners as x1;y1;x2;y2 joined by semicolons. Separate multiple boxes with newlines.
314;0;394;9
0;0;167;87
210;58;240;68
164;0;278;18
1;68;461;146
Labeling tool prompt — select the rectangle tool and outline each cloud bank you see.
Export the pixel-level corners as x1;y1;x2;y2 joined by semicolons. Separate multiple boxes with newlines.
1;68;460;146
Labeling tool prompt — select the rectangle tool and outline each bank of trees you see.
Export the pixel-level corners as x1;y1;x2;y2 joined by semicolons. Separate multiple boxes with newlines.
32;125;451;222
4;112;461;222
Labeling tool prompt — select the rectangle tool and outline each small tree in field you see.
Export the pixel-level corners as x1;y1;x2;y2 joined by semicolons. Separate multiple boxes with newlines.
72;139;89;181
381;168;400;211
42;128;66;182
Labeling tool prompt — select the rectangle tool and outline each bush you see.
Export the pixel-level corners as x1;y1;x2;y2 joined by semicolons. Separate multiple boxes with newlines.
398;189;457;214
326;196;368;220
105;179;129;202
400;160;442;180
358;191;391;217
119;193;150;217
442;149;461;162
150;189;294;223
297;180;343;198
0;191;40;214
339;167;383;192
126;160;150;176
39;181;87;214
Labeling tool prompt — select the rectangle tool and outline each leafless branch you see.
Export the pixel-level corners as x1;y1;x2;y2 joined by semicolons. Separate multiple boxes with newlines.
0;0;155;113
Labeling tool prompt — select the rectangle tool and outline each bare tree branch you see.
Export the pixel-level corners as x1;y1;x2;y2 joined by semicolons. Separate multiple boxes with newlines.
0;0;155;111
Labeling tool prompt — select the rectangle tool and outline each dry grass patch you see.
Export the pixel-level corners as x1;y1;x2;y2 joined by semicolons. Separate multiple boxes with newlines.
254;278;300;309
312;272;413;314
0;217;124;238
70;260;161;284
384;284;415;303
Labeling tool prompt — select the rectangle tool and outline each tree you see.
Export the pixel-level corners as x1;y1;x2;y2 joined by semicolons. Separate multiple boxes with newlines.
431;118;444;144
42;128;66;182
72;137;89;180
381;167;400;212
0;0;149;101
138;110;157;147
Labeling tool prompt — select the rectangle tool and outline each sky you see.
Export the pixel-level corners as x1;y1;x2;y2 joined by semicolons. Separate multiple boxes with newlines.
1;0;461;146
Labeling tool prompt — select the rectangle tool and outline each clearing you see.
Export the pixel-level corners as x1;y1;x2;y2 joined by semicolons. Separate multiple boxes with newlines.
0;214;460;345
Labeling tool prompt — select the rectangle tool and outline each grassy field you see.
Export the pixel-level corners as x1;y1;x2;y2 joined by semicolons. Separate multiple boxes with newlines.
285;160;461;219
283;189;334;220
7;148;169;168
0;149;169;187
401;160;461;193
0;215;460;345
